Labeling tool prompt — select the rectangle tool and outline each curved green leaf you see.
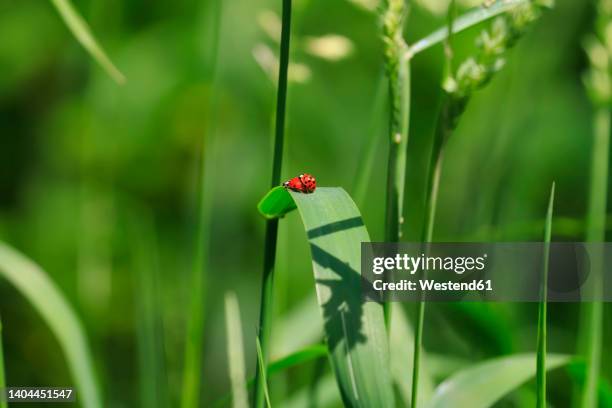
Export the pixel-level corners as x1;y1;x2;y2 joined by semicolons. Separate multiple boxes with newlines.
0;242;102;408
427;353;571;408
258;186;296;219
50;0;125;84
284;187;394;407
259;187;394;406
269;344;327;374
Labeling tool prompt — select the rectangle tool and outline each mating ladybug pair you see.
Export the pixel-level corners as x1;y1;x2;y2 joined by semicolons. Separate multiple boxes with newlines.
283;173;316;194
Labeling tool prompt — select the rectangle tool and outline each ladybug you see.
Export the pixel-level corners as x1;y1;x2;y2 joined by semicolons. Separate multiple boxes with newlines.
283;173;316;194
300;173;316;193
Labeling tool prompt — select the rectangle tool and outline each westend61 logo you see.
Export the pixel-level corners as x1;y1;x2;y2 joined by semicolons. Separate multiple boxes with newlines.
361;242;612;302
372;253;487;275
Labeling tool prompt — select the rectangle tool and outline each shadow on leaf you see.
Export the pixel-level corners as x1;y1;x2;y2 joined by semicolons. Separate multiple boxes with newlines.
309;243;369;353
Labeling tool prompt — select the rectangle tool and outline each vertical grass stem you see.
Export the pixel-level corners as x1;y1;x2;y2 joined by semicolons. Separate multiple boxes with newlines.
254;1;293;407
581;109;609;408
537;183;555;408
381;0;411;326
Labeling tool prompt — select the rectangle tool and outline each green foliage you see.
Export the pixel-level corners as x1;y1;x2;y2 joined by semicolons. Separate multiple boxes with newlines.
427;354;571;408
0;242;101;408
225;292;248;408
254;1;293;406
380;0;411;244
389;304;434;406
256;337;272;408
49;0;125;83
282;374;339;408
267;344;327;374
290;188;394;407
132;214;169;408
0;0;605;406
583;0;612;106
409;0;535;56
181;0;222;405
410;3;553;405
258;187;297;219
444;1;552;98
258;186;395;407
581;2;612;404
381;0;409;74
567;361;612;407
536;183;555;408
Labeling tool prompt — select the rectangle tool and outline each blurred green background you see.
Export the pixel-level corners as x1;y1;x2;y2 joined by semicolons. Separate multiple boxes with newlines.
0;0;609;406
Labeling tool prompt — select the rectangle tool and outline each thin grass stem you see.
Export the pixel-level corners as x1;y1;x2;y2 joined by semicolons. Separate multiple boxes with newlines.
211;344;327;407
381;0;411;324
581;108;609;408
537;183;555;408
407;0;530;58
256;338;272;408
254;1;293;406
411;4;459;403
132;211;169;408
411;98;454;408
49;0;125;83
383;60;410;248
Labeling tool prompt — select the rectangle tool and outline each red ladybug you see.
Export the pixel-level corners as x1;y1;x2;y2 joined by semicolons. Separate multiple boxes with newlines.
300;173;316;193
283;173;316;194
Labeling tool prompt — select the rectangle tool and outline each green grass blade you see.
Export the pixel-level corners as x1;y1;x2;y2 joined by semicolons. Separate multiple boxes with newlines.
581;108;609;408
408;0;531;57
268;344;327;374
427;353;571;408
254;0;293;405
537;182;555;408
211;344;328;407
225;292;248;408
390;303;434;406
412;65;463;408
0;242;101;408
289;187;395;407
131;213;168;408
282;374;340;408
0;317;6;408
256;337;273;408
567;361;612;407
49;0;125;84
257;186;396;406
